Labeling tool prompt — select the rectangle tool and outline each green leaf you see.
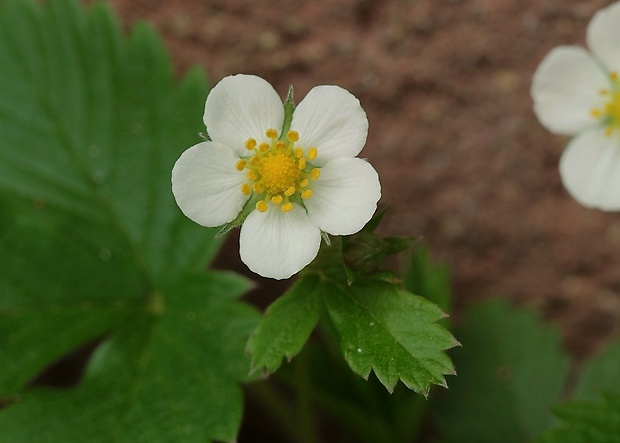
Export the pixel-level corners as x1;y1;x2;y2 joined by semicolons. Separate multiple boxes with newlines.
0;0;258;440
572;342;620;401
0;273;258;443
322;275;457;395
535;394;620;443
246;274;322;375
403;242;451;314
433;300;570;443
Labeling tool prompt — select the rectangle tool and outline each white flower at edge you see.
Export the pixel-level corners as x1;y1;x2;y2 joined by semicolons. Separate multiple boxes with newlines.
172;74;381;280
531;1;620;211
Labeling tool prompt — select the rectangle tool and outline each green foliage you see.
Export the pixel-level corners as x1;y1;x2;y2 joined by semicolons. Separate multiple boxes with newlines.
403;242;452;315
535;394;620;443
433;300;571;443
0;0;259;441
247;274;322;374
248;234;457;395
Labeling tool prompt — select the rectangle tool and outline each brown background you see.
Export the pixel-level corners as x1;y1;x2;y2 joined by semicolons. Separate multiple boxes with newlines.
104;0;620;358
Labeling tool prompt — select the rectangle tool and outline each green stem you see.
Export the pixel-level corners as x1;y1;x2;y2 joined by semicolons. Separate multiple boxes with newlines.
295;350;318;443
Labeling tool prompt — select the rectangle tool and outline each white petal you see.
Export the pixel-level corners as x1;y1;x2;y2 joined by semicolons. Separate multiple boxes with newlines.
291;85;368;166
304;158;380;235
203;74;284;156
239;204;321;280
560;129;620;211
531;46;608;135
172;142;248;227
587;1;620;74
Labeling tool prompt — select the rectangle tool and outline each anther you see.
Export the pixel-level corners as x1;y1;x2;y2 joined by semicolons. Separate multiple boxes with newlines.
259;143;270;153
247;170;257;181
251;156;260;165
281;203;293;213
275;141;286;150
271;195;283;204
245;138;257;150
299;178;309;188
284;187;296;197
294;148;303;158
253;183;264;193
310;168;321;180
241;183;251;195
236;159;247;171
266;128;278;139
298;158;306;170
591;108;602;118
301;190;313;199
287;130;299;142
308;148;317;160
256;201;269;212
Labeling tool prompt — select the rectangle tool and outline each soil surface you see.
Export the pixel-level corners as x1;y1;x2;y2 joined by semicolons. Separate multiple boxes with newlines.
106;0;620;358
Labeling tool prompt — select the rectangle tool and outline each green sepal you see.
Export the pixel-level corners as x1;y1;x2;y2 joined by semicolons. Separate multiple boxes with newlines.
279;84;295;139
216;193;263;237
343;230;414;274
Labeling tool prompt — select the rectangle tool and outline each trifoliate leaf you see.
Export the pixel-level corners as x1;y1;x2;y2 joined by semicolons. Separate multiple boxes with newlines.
0;0;258;440
0;273;257;443
534;394;620;443
322;274;457;395
433;300;570;443
247;274;322;375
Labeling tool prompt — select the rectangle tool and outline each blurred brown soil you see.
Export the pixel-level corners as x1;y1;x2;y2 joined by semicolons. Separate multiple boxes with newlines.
106;0;620;359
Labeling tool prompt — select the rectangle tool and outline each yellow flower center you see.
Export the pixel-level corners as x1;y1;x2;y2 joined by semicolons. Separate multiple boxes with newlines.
591;71;620;136
237;129;320;213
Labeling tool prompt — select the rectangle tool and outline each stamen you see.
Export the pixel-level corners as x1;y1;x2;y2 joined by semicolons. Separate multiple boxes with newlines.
281;202;293;212
287;130;299;142
236;128;322;215
236;159;247;171
591;108;602;118
256;201;268;212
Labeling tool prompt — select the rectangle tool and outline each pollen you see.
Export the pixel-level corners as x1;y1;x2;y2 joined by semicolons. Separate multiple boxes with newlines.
256;200;268;212
235;128;322;212
287;130;299;142
592;71;620;136
281;203;293;212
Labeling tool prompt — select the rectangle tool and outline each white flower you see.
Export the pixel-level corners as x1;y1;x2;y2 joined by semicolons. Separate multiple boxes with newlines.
531;1;620;211
172;74;381;279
